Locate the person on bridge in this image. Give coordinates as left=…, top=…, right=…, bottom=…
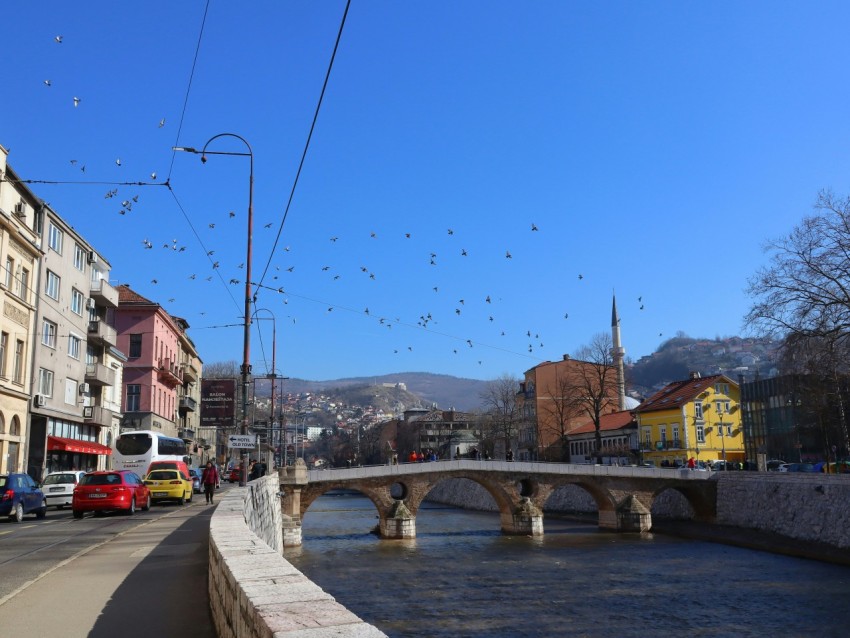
left=202, top=461, right=220, bottom=504
left=687, top=457, right=696, bottom=470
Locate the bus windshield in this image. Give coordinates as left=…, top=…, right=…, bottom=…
left=115, top=433, right=153, bottom=456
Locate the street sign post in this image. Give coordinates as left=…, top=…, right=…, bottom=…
left=227, top=434, right=257, bottom=449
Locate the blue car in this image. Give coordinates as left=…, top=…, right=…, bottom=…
left=0, top=473, right=47, bottom=522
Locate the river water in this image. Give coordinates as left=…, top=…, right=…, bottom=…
left=284, top=493, right=850, bottom=638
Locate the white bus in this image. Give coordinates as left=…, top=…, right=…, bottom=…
left=113, top=430, right=189, bottom=475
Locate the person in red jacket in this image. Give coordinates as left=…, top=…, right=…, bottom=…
left=201, top=461, right=220, bottom=504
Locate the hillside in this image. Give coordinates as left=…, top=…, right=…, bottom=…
left=280, top=372, right=489, bottom=412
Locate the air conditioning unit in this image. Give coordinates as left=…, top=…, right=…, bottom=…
left=87, top=251, right=98, bottom=264
left=79, top=383, right=90, bottom=394
left=86, top=298, right=96, bottom=310
left=13, top=202, right=25, bottom=218
left=33, top=394, right=46, bottom=408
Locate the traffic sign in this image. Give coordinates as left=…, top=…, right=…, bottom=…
left=227, top=434, right=258, bottom=448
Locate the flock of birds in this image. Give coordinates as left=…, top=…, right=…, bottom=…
left=35, top=34, right=662, bottom=372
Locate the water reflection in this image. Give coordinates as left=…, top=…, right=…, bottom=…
left=285, top=493, right=850, bottom=638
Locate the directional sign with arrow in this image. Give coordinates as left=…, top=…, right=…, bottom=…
left=227, top=434, right=258, bottom=448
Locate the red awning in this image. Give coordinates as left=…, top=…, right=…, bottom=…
left=47, top=436, right=112, bottom=456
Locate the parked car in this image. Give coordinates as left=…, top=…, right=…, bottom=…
left=144, top=469, right=193, bottom=505
left=766, top=459, right=788, bottom=471
left=72, top=470, right=151, bottom=518
left=774, top=463, right=791, bottom=472
left=188, top=469, right=202, bottom=493
left=41, top=470, right=87, bottom=509
left=783, top=462, right=818, bottom=473
left=0, top=473, right=47, bottom=522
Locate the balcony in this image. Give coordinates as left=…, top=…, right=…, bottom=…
left=157, top=357, right=183, bottom=388
left=178, top=428, right=196, bottom=441
left=179, top=395, right=197, bottom=413
left=181, top=361, right=199, bottom=383
left=85, top=362, right=116, bottom=387
left=642, top=439, right=683, bottom=451
left=83, top=405, right=114, bottom=428
left=89, top=278, right=119, bottom=308
left=87, top=320, right=117, bottom=349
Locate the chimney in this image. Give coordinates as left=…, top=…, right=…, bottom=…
left=563, top=354, right=570, bottom=361
left=689, top=371, right=701, bottom=379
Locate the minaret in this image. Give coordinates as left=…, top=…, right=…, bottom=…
left=611, top=295, right=627, bottom=411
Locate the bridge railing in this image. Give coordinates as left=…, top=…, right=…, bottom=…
left=306, top=459, right=716, bottom=482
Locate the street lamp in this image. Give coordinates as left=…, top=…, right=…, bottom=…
left=252, top=307, right=276, bottom=466
left=174, top=133, right=253, bottom=487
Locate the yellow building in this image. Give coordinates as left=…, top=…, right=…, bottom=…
left=634, top=373, right=745, bottom=468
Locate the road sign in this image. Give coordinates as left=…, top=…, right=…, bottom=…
left=227, top=434, right=257, bottom=448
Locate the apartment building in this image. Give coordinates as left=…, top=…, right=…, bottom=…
left=0, top=146, right=42, bottom=475
left=29, top=206, right=120, bottom=478
left=173, top=315, right=204, bottom=467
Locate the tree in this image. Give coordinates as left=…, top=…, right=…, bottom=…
left=479, top=374, right=521, bottom=457
left=537, top=372, right=585, bottom=461
left=570, top=333, right=620, bottom=461
left=746, top=190, right=850, bottom=459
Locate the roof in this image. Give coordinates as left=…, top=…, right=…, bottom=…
left=570, top=410, right=636, bottom=435
left=635, top=374, right=735, bottom=414
left=117, top=284, right=156, bottom=305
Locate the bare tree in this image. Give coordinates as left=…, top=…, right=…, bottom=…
left=479, top=374, right=521, bottom=457
left=571, top=333, right=620, bottom=460
left=746, top=190, right=850, bottom=458
left=537, top=372, right=585, bottom=461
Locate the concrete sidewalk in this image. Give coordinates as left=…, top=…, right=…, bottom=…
left=0, top=501, right=216, bottom=638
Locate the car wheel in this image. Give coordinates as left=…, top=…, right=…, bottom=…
left=127, top=498, right=136, bottom=516
left=36, top=499, right=47, bottom=519
left=178, top=493, right=186, bottom=506
left=142, top=494, right=151, bottom=511
left=187, top=490, right=193, bottom=503
left=73, top=510, right=84, bottom=519
left=10, top=502, right=24, bottom=523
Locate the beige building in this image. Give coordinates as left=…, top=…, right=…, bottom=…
left=0, top=146, right=42, bottom=475
left=29, top=203, right=121, bottom=477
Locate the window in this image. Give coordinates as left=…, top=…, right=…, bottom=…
left=127, top=384, right=141, bottom=412
left=643, top=428, right=651, bottom=447
left=13, top=340, right=24, bottom=383
left=694, top=401, right=703, bottom=419
left=696, top=423, right=706, bottom=444
left=672, top=425, right=680, bottom=447
left=660, top=426, right=667, bottom=443
left=43, top=320, right=59, bottom=348
left=714, top=383, right=729, bottom=396
left=4, top=256, right=13, bottom=289
left=74, top=243, right=86, bottom=270
left=18, top=267, right=29, bottom=301
left=0, top=332, right=6, bottom=378
left=42, top=319, right=57, bottom=348
left=71, top=289, right=84, bottom=315
left=38, top=368, right=54, bottom=396
left=129, top=334, right=142, bottom=358
left=46, top=270, right=60, bottom=300
left=48, top=222, right=64, bottom=254
left=68, top=334, right=81, bottom=359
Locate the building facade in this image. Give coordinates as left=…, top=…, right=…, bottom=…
left=567, top=410, right=638, bottom=464
left=29, top=205, right=120, bottom=477
left=634, top=373, right=745, bottom=467
left=115, top=285, right=183, bottom=438
left=0, top=147, right=42, bottom=475
left=173, top=316, right=204, bottom=467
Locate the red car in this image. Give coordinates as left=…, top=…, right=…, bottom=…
left=72, top=470, right=151, bottom=518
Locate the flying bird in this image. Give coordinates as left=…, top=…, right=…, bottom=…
left=73, top=97, right=80, bottom=107
left=115, top=158, right=121, bottom=166
left=43, top=80, right=51, bottom=87
left=578, top=274, right=584, bottom=280
left=150, top=172, right=157, bottom=180
left=229, top=211, right=236, bottom=218
left=447, top=229, right=454, bottom=235
left=330, top=237, right=338, bottom=242
left=151, top=279, right=158, bottom=284
left=208, top=223, right=215, bottom=229
left=531, top=223, right=538, bottom=231
left=461, top=249, right=467, bottom=256
left=55, top=35, right=63, bottom=43
left=264, top=223, right=273, bottom=229
left=505, top=251, right=512, bottom=259
left=158, top=118, right=166, bottom=128
left=485, top=296, right=491, bottom=303
left=405, top=233, right=411, bottom=238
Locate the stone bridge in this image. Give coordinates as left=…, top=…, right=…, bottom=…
left=278, top=459, right=717, bottom=546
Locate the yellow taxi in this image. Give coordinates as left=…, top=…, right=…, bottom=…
left=143, top=469, right=193, bottom=505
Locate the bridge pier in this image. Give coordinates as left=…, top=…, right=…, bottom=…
left=379, top=499, right=416, bottom=539
left=599, top=494, right=652, bottom=532
left=279, top=459, right=309, bottom=547
left=502, top=497, right=543, bottom=536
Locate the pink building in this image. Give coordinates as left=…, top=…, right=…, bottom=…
left=115, top=285, right=183, bottom=435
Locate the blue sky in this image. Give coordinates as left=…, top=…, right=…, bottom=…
left=3, top=2, right=850, bottom=382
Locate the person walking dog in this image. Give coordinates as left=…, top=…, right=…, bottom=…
left=202, top=461, right=220, bottom=504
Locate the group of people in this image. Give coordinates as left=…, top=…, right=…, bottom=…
left=407, top=449, right=439, bottom=463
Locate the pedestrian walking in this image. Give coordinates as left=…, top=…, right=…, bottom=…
left=202, top=461, right=219, bottom=504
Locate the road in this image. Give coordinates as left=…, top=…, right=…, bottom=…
left=0, top=489, right=220, bottom=637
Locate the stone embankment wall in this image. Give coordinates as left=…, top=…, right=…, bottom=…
left=208, top=475, right=387, bottom=638
left=426, top=472, right=850, bottom=549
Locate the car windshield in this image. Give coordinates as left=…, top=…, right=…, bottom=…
left=43, top=473, right=79, bottom=485
left=80, top=473, right=121, bottom=486
left=148, top=470, right=178, bottom=480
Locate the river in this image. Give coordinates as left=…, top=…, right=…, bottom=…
left=283, top=492, right=850, bottom=637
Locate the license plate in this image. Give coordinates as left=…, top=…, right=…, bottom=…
left=89, top=493, right=107, bottom=498
left=154, top=492, right=168, bottom=497
left=50, top=487, right=65, bottom=492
